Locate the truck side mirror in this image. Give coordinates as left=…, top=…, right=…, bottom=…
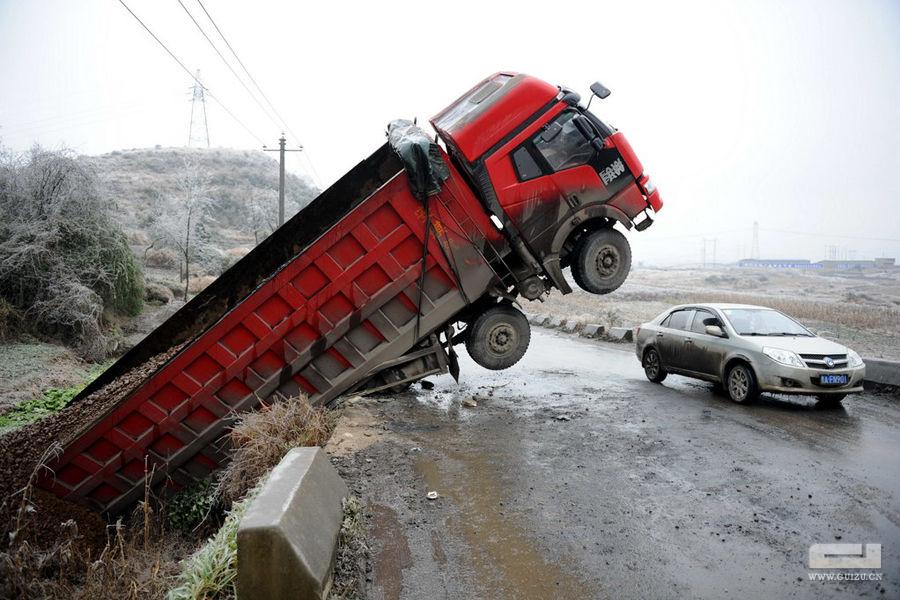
left=590, top=82, right=611, bottom=99
left=573, top=115, right=596, bottom=140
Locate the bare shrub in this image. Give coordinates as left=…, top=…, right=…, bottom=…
left=187, top=275, right=217, bottom=294
left=0, top=147, right=144, bottom=358
left=0, top=297, right=24, bottom=341
left=216, top=396, right=335, bottom=502
left=144, top=247, right=178, bottom=269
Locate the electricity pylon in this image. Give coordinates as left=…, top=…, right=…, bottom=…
left=188, top=70, right=209, bottom=148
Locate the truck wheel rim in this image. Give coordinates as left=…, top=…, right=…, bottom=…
left=645, top=351, right=659, bottom=377
left=488, top=323, right=517, bottom=355
left=594, top=245, right=619, bottom=278
left=729, top=368, right=749, bottom=400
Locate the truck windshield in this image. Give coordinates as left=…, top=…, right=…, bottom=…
left=534, top=111, right=594, bottom=171
left=722, top=309, right=813, bottom=337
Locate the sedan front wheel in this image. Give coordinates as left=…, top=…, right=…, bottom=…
left=726, top=363, right=758, bottom=404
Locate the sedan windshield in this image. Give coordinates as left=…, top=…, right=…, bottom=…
left=721, top=308, right=812, bottom=337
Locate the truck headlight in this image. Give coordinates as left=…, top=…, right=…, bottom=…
left=847, top=349, right=864, bottom=368
left=762, top=347, right=805, bottom=368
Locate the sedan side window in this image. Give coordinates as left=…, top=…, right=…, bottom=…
left=666, top=310, right=693, bottom=331
left=533, top=111, right=594, bottom=172
left=690, top=310, right=719, bottom=334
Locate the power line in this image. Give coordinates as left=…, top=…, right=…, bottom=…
left=192, top=0, right=323, bottom=186
left=176, top=0, right=282, bottom=132
left=115, top=0, right=264, bottom=145
left=193, top=0, right=296, bottom=141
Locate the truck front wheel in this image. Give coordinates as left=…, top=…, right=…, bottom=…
left=465, top=305, right=531, bottom=370
left=571, top=228, right=632, bottom=294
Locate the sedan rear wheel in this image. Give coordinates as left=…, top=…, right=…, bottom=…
left=726, top=363, right=758, bottom=404
left=643, top=347, right=667, bottom=383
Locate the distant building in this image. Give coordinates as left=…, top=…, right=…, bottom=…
left=737, top=257, right=897, bottom=270
left=737, top=259, right=820, bottom=269
left=818, top=260, right=876, bottom=270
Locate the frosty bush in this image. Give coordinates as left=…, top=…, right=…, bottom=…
left=0, top=147, right=144, bottom=358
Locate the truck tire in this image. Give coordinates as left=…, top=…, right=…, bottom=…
left=571, top=228, right=631, bottom=294
left=465, top=305, right=531, bottom=370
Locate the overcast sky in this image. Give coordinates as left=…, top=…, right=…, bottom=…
left=1, top=0, right=898, bottom=265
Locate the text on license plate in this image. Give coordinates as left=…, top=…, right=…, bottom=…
left=820, top=374, right=848, bottom=385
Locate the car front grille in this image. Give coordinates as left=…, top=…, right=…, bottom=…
left=799, top=353, right=848, bottom=369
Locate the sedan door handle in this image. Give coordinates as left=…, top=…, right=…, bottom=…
left=657, top=332, right=664, bottom=337
left=684, top=339, right=693, bottom=345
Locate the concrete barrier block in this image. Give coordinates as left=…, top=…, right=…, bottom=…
left=547, top=316, right=564, bottom=329
left=237, top=447, right=349, bottom=600
left=607, top=327, right=633, bottom=342
left=528, top=313, right=549, bottom=326
left=563, top=320, right=579, bottom=333
left=581, top=324, right=605, bottom=338
left=863, top=358, right=900, bottom=389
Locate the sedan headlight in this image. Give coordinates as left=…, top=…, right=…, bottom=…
left=847, top=349, right=864, bottom=368
left=762, top=347, right=806, bottom=368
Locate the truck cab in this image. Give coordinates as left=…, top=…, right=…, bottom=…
left=431, top=72, right=663, bottom=298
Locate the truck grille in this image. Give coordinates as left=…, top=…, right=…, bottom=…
left=799, top=353, right=848, bottom=369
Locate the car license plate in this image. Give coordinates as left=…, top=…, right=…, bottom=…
left=820, top=374, right=848, bottom=385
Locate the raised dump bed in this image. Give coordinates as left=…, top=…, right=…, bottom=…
left=39, top=139, right=508, bottom=514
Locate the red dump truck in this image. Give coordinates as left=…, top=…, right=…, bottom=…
left=39, top=73, right=663, bottom=514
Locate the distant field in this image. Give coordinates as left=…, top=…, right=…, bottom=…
left=527, top=267, right=900, bottom=361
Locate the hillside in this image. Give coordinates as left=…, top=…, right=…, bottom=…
left=87, top=146, right=317, bottom=246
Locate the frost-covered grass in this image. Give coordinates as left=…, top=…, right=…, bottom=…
left=166, top=490, right=256, bottom=600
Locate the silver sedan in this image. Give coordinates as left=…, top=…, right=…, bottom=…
left=634, top=303, right=865, bottom=406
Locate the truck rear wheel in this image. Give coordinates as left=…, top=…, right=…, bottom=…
left=571, top=228, right=631, bottom=294
left=465, top=305, right=530, bottom=370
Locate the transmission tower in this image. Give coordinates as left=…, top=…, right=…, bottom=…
left=188, top=70, right=210, bottom=148
left=751, top=221, right=760, bottom=259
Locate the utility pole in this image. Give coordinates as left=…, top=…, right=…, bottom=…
left=263, top=133, right=303, bottom=227
left=751, top=221, right=760, bottom=260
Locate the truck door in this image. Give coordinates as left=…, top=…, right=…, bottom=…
left=484, top=110, right=620, bottom=252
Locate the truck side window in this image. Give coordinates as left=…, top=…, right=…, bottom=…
left=533, top=112, right=594, bottom=172
left=512, top=147, right=543, bottom=181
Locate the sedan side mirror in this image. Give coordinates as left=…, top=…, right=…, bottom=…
left=705, top=325, right=727, bottom=338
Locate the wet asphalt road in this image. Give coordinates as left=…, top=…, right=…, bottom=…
left=332, top=328, right=899, bottom=600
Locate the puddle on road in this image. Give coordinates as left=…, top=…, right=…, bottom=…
left=371, top=504, right=413, bottom=600
left=415, top=451, right=595, bottom=600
